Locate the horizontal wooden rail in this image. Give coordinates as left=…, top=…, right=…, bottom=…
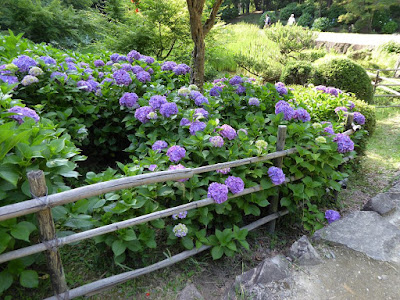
left=43, top=209, right=289, bottom=300
left=374, top=95, right=400, bottom=97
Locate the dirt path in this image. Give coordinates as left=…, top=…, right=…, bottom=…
left=316, top=32, right=400, bottom=47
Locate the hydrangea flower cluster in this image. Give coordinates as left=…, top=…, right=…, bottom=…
left=139, top=55, right=155, bottom=64
left=119, top=92, right=138, bottom=108
left=93, top=60, right=105, bottom=67
left=209, top=86, right=223, bottom=97
left=160, top=102, right=178, bottom=117
left=225, top=176, right=245, bottom=194
left=325, top=210, right=341, bottom=224
left=21, top=75, right=39, bottom=86
left=315, top=136, right=327, bottom=143
left=29, top=67, right=43, bottom=76
left=12, top=55, right=37, bottom=72
left=180, top=118, right=191, bottom=126
left=235, top=85, right=246, bottom=95
left=50, top=72, right=68, bottom=82
left=168, top=164, right=189, bottom=182
left=8, top=106, right=40, bottom=124
left=132, top=65, right=144, bottom=74
left=173, top=223, right=188, bottom=237
left=194, top=96, right=209, bottom=106
left=189, top=121, right=206, bottom=135
left=219, top=124, right=237, bottom=140
left=148, top=164, right=157, bottom=171
left=353, top=112, right=365, bottom=125
left=229, top=75, right=243, bottom=85
left=152, top=140, right=168, bottom=152
left=127, top=50, right=141, bottom=61
left=40, top=56, right=56, bottom=65
left=194, top=108, right=209, bottom=119
left=172, top=64, right=189, bottom=75
left=334, top=106, right=348, bottom=114
left=275, top=82, right=288, bottom=95
left=0, top=75, right=19, bottom=85
left=166, top=145, right=186, bottom=163
left=347, top=101, right=355, bottom=110
left=136, top=71, right=151, bottom=83
left=275, top=101, right=294, bottom=121
left=210, top=136, right=224, bottom=147
left=315, top=85, right=342, bottom=97
left=248, top=97, right=260, bottom=106
left=333, top=133, right=354, bottom=153
left=293, top=108, right=311, bottom=122
left=268, top=167, right=286, bottom=185
left=149, top=95, right=167, bottom=109
left=113, top=69, right=132, bottom=86
left=161, top=61, right=177, bottom=71
left=207, top=182, right=229, bottom=204
left=216, top=168, right=230, bottom=174
left=172, top=211, right=188, bottom=220
left=255, top=140, right=268, bottom=150
left=134, top=106, right=153, bottom=123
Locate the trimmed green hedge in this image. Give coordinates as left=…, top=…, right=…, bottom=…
left=280, top=61, right=313, bottom=85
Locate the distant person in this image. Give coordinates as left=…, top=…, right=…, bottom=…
left=287, top=14, right=296, bottom=26
left=264, top=14, right=272, bottom=29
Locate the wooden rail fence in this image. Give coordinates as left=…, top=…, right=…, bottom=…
left=367, top=68, right=400, bottom=107
left=0, top=116, right=358, bottom=300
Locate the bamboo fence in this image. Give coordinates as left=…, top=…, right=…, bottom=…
left=368, top=69, right=400, bottom=104
left=0, top=118, right=358, bottom=299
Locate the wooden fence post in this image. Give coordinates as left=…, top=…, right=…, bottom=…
left=345, top=113, right=354, bottom=131
left=373, top=70, right=380, bottom=95
left=266, top=125, right=287, bottom=233
left=27, top=171, right=68, bottom=297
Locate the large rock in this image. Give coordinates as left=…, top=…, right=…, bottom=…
left=224, top=255, right=292, bottom=300
left=314, top=211, right=400, bottom=262
left=289, top=235, right=322, bottom=266
left=362, top=193, right=398, bottom=215
left=178, top=283, right=204, bottom=300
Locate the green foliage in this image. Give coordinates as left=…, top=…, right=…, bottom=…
left=0, top=31, right=30, bottom=64
left=311, top=17, right=331, bottom=31
left=259, top=11, right=278, bottom=28
left=297, top=12, right=313, bottom=28
left=379, top=41, right=400, bottom=54
left=265, top=23, right=316, bottom=59
left=382, top=21, right=399, bottom=34
left=280, top=3, right=302, bottom=22
left=280, top=61, right=312, bottom=85
left=297, top=49, right=327, bottom=62
left=312, top=57, right=374, bottom=103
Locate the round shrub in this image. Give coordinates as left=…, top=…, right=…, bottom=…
left=297, top=12, right=314, bottom=28
left=382, top=21, right=399, bottom=34
left=312, top=17, right=331, bottom=31
left=298, top=49, right=327, bottom=62
left=312, top=57, right=373, bottom=103
left=280, top=61, right=313, bottom=85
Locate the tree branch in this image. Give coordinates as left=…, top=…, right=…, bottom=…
left=203, top=0, right=223, bottom=36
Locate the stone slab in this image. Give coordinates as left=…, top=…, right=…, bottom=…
left=314, top=211, right=400, bottom=262
left=362, top=193, right=398, bottom=215
left=178, top=283, right=204, bottom=300
left=289, top=235, right=322, bottom=266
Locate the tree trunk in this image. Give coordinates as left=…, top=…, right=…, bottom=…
left=394, top=54, right=400, bottom=78
left=191, top=33, right=206, bottom=88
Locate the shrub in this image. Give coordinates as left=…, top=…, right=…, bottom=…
left=220, top=6, right=239, bottom=21
left=312, top=17, right=331, bottom=31
left=382, top=21, right=399, bottom=34
left=258, top=11, right=278, bottom=28
left=379, top=41, right=400, bottom=54
left=298, top=49, right=327, bottom=62
left=280, top=61, right=313, bottom=85
left=297, top=12, right=314, bottom=28
left=312, top=57, right=374, bottom=103
left=280, top=3, right=303, bottom=22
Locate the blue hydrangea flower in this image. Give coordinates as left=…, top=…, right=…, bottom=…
left=225, top=176, right=245, bottom=194
left=136, top=71, right=151, bottom=83
left=326, top=87, right=339, bottom=97
left=166, top=145, right=186, bottom=163
left=190, top=91, right=202, bottom=100
left=127, top=50, right=141, bottom=61
left=64, top=57, right=75, bottom=63
left=117, top=55, right=128, bottom=62
left=149, top=95, right=167, bottom=110
left=333, top=133, right=354, bottom=153
left=236, top=85, right=246, bottom=94
left=353, top=112, right=365, bottom=125
left=12, top=55, right=37, bottom=72
left=119, top=92, right=139, bottom=108
left=94, top=60, right=105, bottom=67
left=315, top=85, right=327, bottom=93
left=219, top=124, right=237, bottom=140
left=229, top=75, right=243, bottom=85
left=134, top=106, right=153, bottom=123
left=172, top=211, right=188, bottom=219
left=173, top=223, right=188, bottom=237
left=139, top=55, right=155, bottom=64
left=248, top=97, right=260, bottom=106
left=325, top=210, right=340, bottom=224
left=148, top=164, right=157, bottom=171
left=168, top=164, right=189, bottom=182
left=39, top=56, right=56, bottom=65
left=347, top=101, right=355, bottom=110
left=275, top=82, right=288, bottom=95
left=131, top=65, right=144, bottom=74
left=189, top=121, right=206, bottom=135
left=0, top=75, right=19, bottom=85
left=209, top=86, right=223, bottom=96
left=334, top=106, right=348, bottom=114
left=216, top=168, right=230, bottom=174
left=180, top=118, right=191, bottom=126
left=50, top=72, right=68, bottom=82
left=207, top=182, right=229, bottom=204
left=275, top=101, right=294, bottom=120
left=113, top=69, right=132, bottom=86
left=194, top=96, right=209, bottom=106
left=160, top=102, right=178, bottom=117
left=293, top=108, right=311, bottom=122
left=152, top=140, right=168, bottom=152
left=8, top=106, right=40, bottom=124
left=210, top=136, right=224, bottom=147
left=110, top=53, right=120, bottom=62
left=194, top=108, right=209, bottom=119
left=21, top=75, right=39, bottom=86
left=268, top=167, right=286, bottom=185
left=161, top=61, right=177, bottom=71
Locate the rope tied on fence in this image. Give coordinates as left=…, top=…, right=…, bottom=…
left=55, top=289, right=70, bottom=300
left=42, top=238, right=61, bottom=253
left=30, top=185, right=51, bottom=209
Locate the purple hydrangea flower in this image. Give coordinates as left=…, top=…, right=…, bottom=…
left=106, top=61, right=113, bottom=66
left=315, top=85, right=327, bottom=93
left=347, top=101, right=355, bottom=110
left=12, top=55, right=37, bottom=72
left=161, top=61, right=177, bottom=71
left=98, top=72, right=104, bottom=78
left=65, top=57, right=75, bottom=63
left=50, top=72, right=67, bottom=82
left=333, top=133, right=354, bottom=153
left=268, top=167, right=286, bottom=185
left=152, top=140, right=168, bottom=152
left=8, top=106, right=40, bottom=124
left=166, top=145, right=186, bottom=163
left=213, top=78, right=227, bottom=84
left=180, top=118, right=191, bottom=126
left=146, top=67, right=154, bottom=74
left=172, top=211, right=188, bottom=219
left=149, top=95, right=167, bottom=109
left=119, top=92, right=139, bottom=108
left=353, top=112, right=365, bottom=125
left=216, top=168, right=230, bottom=174
left=131, top=65, right=144, bottom=74
left=79, top=62, right=89, bottom=68
left=60, top=62, right=77, bottom=72
left=194, top=108, right=209, bottom=119
left=110, top=53, right=120, bottom=62
left=173, top=64, right=190, bottom=75
left=293, top=108, right=311, bottom=122
left=87, top=80, right=99, bottom=92
left=334, top=106, right=348, bottom=114
left=238, top=128, right=248, bottom=135
left=229, top=75, right=243, bottom=85
left=134, top=106, right=153, bottom=123
left=39, top=56, right=56, bottom=65
left=160, top=102, right=178, bottom=117
left=173, top=223, right=188, bottom=237
left=209, top=86, right=223, bottom=96
left=325, top=210, right=341, bottom=224
left=236, top=85, right=246, bottom=95
left=275, top=101, right=294, bottom=120
left=94, top=60, right=105, bottom=67
left=136, top=71, right=151, bottom=83
left=127, top=50, right=141, bottom=61
left=120, top=64, right=134, bottom=72
left=139, top=55, right=155, bottom=64
left=207, top=182, right=229, bottom=204
left=0, top=75, right=19, bottom=85
left=190, top=91, right=202, bottom=100
left=225, top=176, right=245, bottom=194
left=275, top=82, right=288, bottom=95
left=117, top=55, right=128, bottom=62
left=210, top=136, right=224, bottom=147
left=194, top=96, right=209, bottom=106
left=84, top=68, right=94, bottom=74
left=219, top=124, right=237, bottom=140
left=189, top=121, right=206, bottom=135
left=21, top=75, right=39, bottom=86
left=326, top=87, right=339, bottom=97
left=324, top=125, right=335, bottom=135
left=248, top=97, right=260, bottom=106
left=148, top=164, right=157, bottom=171
left=168, top=164, right=189, bottom=182
left=101, top=78, right=114, bottom=85
left=113, top=69, right=132, bottom=86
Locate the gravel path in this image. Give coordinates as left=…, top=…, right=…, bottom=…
left=316, top=32, right=400, bottom=47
